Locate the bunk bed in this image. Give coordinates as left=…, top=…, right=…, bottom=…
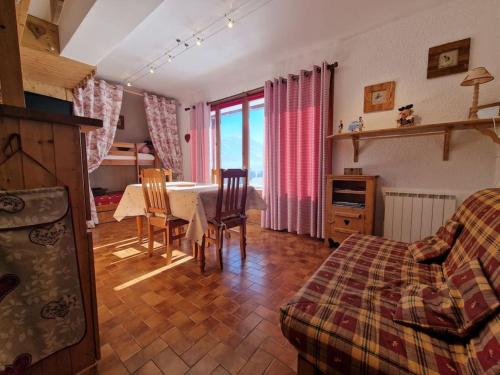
left=95, top=141, right=158, bottom=223
left=100, top=141, right=157, bottom=168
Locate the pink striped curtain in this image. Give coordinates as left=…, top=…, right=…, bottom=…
left=73, top=78, right=123, bottom=226
left=263, top=62, right=331, bottom=238
left=143, top=93, right=183, bottom=178
left=190, top=102, right=210, bottom=183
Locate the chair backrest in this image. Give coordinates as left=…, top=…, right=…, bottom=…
left=215, top=169, right=248, bottom=222
left=211, top=168, right=219, bottom=184
left=139, top=168, right=173, bottom=183
left=163, top=168, right=173, bottom=182
left=141, top=168, right=172, bottom=216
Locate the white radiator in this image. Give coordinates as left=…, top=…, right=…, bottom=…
left=383, top=189, right=457, bottom=242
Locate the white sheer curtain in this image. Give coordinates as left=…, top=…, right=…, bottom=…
left=190, top=102, right=211, bottom=183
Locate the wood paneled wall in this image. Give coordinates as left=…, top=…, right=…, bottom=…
left=0, top=111, right=100, bottom=374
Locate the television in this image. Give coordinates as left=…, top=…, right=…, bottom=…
left=24, top=91, right=73, bottom=116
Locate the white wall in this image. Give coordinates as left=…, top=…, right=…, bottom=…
left=330, top=0, right=500, bottom=234
left=178, top=0, right=500, bottom=234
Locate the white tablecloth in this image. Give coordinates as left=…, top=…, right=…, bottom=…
left=114, top=182, right=266, bottom=244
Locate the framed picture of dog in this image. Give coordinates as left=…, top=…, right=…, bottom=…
left=427, top=38, right=470, bottom=79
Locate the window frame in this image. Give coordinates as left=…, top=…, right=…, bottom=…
left=211, top=90, right=264, bottom=172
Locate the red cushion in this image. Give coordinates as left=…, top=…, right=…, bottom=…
left=436, top=220, right=463, bottom=247
left=393, top=283, right=459, bottom=336
left=447, top=259, right=499, bottom=335
left=394, top=259, right=499, bottom=338
left=408, top=220, right=462, bottom=263
left=94, top=192, right=123, bottom=206
left=409, top=237, right=450, bottom=263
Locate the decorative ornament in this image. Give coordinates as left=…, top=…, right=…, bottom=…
left=338, top=120, right=344, bottom=134
left=348, top=117, right=364, bottom=132
left=397, top=104, right=415, bottom=127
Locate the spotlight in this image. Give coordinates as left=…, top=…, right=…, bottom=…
left=126, top=82, right=132, bottom=87
left=168, top=55, right=173, bottom=62
left=227, top=18, right=234, bottom=28
left=196, top=37, right=202, bottom=46
left=149, top=67, right=155, bottom=74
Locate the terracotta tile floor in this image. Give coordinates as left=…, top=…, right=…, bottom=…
left=92, top=219, right=331, bottom=374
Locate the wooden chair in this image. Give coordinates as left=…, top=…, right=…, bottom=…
left=204, top=168, right=248, bottom=270
left=141, top=168, right=188, bottom=263
left=136, top=168, right=174, bottom=243
left=163, top=168, right=173, bottom=182
left=210, top=168, right=232, bottom=239
left=138, top=167, right=173, bottom=183
left=211, top=168, right=219, bottom=184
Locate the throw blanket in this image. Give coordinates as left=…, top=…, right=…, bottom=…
left=0, top=187, right=86, bottom=372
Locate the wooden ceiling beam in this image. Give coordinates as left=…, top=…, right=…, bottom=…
left=23, top=15, right=60, bottom=54
left=0, top=0, right=25, bottom=107
left=20, top=15, right=95, bottom=91
left=15, top=0, right=31, bottom=41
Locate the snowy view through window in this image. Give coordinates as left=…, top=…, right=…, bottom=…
left=211, top=98, right=264, bottom=187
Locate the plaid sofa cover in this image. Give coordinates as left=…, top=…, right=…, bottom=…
left=280, top=188, right=499, bottom=374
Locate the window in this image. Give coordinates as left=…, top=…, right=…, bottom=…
left=210, top=91, right=265, bottom=187
left=220, top=103, right=243, bottom=168
left=248, top=98, right=264, bottom=187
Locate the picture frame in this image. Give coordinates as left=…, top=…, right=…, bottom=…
left=470, top=102, right=500, bottom=119
left=427, top=38, right=470, bottom=79
left=117, top=115, right=125, bottom=129
left=363, top=81, right=395, bottom=113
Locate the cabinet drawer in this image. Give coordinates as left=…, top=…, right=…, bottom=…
left=333, top=212, right=364, bottom=232
left=331, top=227, right=359, bottom=243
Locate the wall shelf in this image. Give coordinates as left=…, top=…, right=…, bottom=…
left=327, top=118, right=500, bottom=162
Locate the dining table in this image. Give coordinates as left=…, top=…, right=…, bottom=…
left=113, top=182, right=267, bottom=269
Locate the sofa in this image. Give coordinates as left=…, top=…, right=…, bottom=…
left=280, top=188, right=499, bottom=374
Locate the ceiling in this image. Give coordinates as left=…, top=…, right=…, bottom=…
left=29, top=0, right=453, bottom=101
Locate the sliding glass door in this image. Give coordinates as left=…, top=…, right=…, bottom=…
left=210, top=92, right=264, bottom=186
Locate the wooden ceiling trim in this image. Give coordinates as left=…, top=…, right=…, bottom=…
left=0, top=0, right=25, bottom=107
left=18, top=15, right=95, bottom=90
left=21, top=46, right=96, bottom=89
left=15, top=0, right=31, bottom=41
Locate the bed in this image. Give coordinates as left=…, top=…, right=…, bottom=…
left=94, top=192, right=124, bottom=224
left=100, top=142, right=158, bottom=167
left=280, top=188, right=500, bottom=374
left=94, top=141, right=158, bottom=223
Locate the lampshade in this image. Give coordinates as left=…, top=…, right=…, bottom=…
left=461, top=67, right=494, bottom=86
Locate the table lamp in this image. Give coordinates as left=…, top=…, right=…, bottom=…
left=461, top=67, right=494, bottom=119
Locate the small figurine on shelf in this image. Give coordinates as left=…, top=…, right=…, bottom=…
left=338, top=120, right=344, bottom=133
left=397, top=104, right=415, bottom=127
left=348, top=116, right=364, bottom=132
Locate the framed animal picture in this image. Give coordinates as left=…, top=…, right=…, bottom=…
left=427, top=38, right=470, bottom=79
left=363, top=81, right=395, bottom=113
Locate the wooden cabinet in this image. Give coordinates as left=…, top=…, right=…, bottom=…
left=0, top=104, right=102, bottom=374
left=324, top=175, right=377, bottom=246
